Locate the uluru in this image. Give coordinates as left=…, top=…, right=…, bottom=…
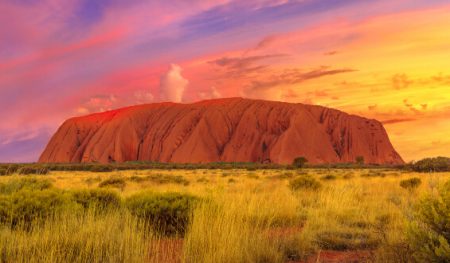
left=39, top=98, right=404, bottom=165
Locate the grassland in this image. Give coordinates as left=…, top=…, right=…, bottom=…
left=0, top=168, right=449, bottom=262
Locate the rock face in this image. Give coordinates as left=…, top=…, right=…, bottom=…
left=39, top=98, right=404, bottom=164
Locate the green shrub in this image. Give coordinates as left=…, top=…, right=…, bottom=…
left=400, top=177, right=421, bottom=190
left=72, top=189, right=122, bottom=210
left=17, top=166, right=49, bottom=175
left=0, top=164, right=19, bottom=176
left=289, top=176, right=321, bottom=191
left=0, top=178, right=53, bottom=195
left=89, top=165, right=114, bottom=172
left=408, top=181, right=450, bottom=261
left=126, top=192, right=198, bottom=235
left=0, top=189, right=74, bottom=229
left=411, top=157, right=450, bottom=172
left=292, top=157, right=308, bottom=168
left=98, top=177, right=126, bottom=191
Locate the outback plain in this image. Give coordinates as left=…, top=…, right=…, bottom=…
left=1, top=162, right=449, bottom=263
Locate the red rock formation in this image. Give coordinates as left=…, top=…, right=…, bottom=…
left=39, top=98, right=404, bottom=164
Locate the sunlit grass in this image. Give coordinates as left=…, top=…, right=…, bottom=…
left=0, top=168, right=449, bottom=262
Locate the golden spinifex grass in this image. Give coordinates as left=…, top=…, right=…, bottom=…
left=0, top=168, right=449, bottom=262
left=0, top=210, right=152, bottom=263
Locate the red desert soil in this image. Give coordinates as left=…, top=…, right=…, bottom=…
left=299, top=250, right=374, bottom=263
left=39, top=97, right=403, bottom=165
left=148, top=238, right=183, bottom=263
left=150, top=230, right=374, bottom=263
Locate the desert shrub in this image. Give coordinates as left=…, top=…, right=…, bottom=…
left=0, top=189, right=74, bottom=229
left=400, top=177, right=421, bottom=190
left=407, top=181, right=450, bottom=262
left=196, top=177, right=209, bottom=183
left=72, top=189, right=122, bottom=210
left=98, top=176, right=126, bottom=191
left=146, top=174, right=190, bottom=186
left=321, top=174, right=337, bottom=180
left=356, top=156, right=365, bottom=165
left=411, top=156, right=450, bottom=172
left=292, top=157, right=308, bottom=168
left=0, top=168, right=9, bottom=176
left=0, top=178, right=53, bottom=195
left=17, top=166, right=49, bottom=175
left=88, top=164, right=114, bottom=172
left=361, top=170, right=385, bottom=177
left=289, top=176, right=321, bottom=191
left=272, top=172, right=295, bottom=180
left=0, top=164, right=20, bottom=176
left=128, top=175, right=145, bottom=182
left=126, top=192, right=198, bottom=235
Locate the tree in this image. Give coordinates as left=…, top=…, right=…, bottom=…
left=356, top=156, right=364, bottom=165
left=292, top=157, right=308, bottom=168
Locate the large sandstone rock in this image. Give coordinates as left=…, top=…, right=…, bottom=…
left=39, top=98, right=404, bottom=164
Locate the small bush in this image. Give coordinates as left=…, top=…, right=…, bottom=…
left=228, top=178, right=236, bottom=183
left=196, top=177, right=209, bottom=183
left=321, top=174, right=337, bottom=180
left=361, top=170, right=385, bottom=177
left=98, top=176, right=126, bottom=191
left=411, top=156, right=450, bottom=172
left=126, top=192, right=198, bottom=235
left=292, top=157, right=308, bottom=168
left=408, top=181, right=450, bottom=261
left=128, top=175, right=146, bottom=183
left=0, top=189, right=74, bottom=229
left=289, top=176, right=321, bottom=191
left=0, top=164, right=19, bottom=175
left=17, top=166, right=49, bottom=175
left=272, top=172, right=294, bottom=180
left=0, top=178, right=53, bottom=195
left=72, top=189, right=122, bottom=210
left=355, top=156, right=365, bottom=165
left=399, top=177, right=421, bottom=190
left=146, top=174, right=190, bottom=186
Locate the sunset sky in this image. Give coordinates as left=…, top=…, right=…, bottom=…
left=1, top=0, right=449, bottom=162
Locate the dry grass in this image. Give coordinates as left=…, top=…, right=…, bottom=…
left=0, top=169, right=449, bottom=262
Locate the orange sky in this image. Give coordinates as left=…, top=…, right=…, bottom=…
left=179, top=6, right=450, bottom=161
